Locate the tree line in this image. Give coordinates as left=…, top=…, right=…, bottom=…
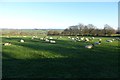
left=47, top=23, right=119, bottom=36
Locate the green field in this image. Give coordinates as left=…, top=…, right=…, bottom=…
left=2, top=36, right=119, bottom=78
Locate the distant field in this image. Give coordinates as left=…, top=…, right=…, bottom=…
left=1, top=29, right=63, bottom=37
left=2, top=36, right=119, bottom=78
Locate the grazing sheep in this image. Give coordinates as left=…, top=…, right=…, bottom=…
left=106, top=40, right=112, bottom=42
left=35, top=36, right=38, bottom=38
left=31, top=36, right=34, bottom=39
left=45, top=39, right=49, bottom=42
left=112, top=39, right=115, bottom=41
left=68, top=36, right=71, bottom=39
left=85, top=44, right=94, bottom=49
left=76, top=37, right=79, bottom=39
left=94, top=41, right=101, bottom=45
left=60, top=36, right=62, bottom=38
left=92, top=37, right=94, bottom=39
left=23, top=36, right=26, bottom=37
left=40, top=38, right=44, bottom=40
left=33, top=36, right=38, bottom=38
left=85, top=38, right=89, bottom=42
left=3, top=42, right=11, bottom=46
left=98, top=39, right=102, bottom=41
left=50, top=40, right=56, bottom=44
left=115, top=37, right=120, bottom=41
left=72, top=38, right=75, bottom=40
left=80, top=37, right=84, bottom=41
left=49, top=37, right=53, bottom=39
left=20, top=39, right=24, bottom=42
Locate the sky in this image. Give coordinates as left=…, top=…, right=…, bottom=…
left=0, top=2, right=118, bottom=29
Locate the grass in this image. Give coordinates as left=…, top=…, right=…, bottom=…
left=2, top=36, right=119, bottom=78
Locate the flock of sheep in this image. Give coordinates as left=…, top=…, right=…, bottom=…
left=3, top=36, right=119, bottom=49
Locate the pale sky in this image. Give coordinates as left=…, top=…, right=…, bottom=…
left=0, top=2, right=118, bottom=29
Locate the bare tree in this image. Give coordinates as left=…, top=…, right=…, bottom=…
left=103, top=24, right=115, bottom=36
left=78, top=23, right=85, bottom=36
left=69, top=25, right=79, bottom=36
left=87, top=24, right=96, bottom=35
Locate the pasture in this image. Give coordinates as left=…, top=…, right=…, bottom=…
left=2, top=36, right=119, bottom=78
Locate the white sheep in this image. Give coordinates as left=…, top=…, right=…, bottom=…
left=68, top=36, right=71, bottom=39
left=31, top=37, right=34, bottom=39
left=85, top=44, right=94, bottom=49
left=23, top=36, right=26, bottom=37
left=94, top=41, right=101, bottom=45
left=45, top=39, right=49, bottom=42
left=50, top=40, right=56, bottom=44
left=98, top=38, right=102, bottom=41
left=60, top=36, right=62, bottom=38
left=49, top=37, right=53, bottom=39
left=40, top=38, right=44, bottom=40
left=85, top=38, right=89, bottom=42
left=92, top=37, right=94, bottom=39
left=106, top=40, right=112, bottom=42
left=3, top=42, right=11, bottom=46
left=112, top=39, right=115, bottom=41
left=76, top=37, right=79, bottom=39
left=35, top=36, right=38, bottom=38
left=20, top=39, right=24, bottom=42
left=72, top=38, right=75, bottom=40
left=80, top=37, right=84, bottom=41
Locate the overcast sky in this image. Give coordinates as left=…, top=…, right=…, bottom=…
left=0, top=2, right=118, bottom=29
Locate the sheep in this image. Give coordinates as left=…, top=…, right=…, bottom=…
left=98, top=38, right=102, bottom=41
left=92, top=37, right=94, bottom=39
left=33, top=36, right=38, bottom=38
left=23, top=36, right=26, bottom=37
left=60, top=36, right=62, bottom=38
left=31, top=37, right=34, bottom=39
left=115, top=37, right=120, bottom=41
left=85, top=44, right=94, bottom=49
left=50, top=40, right=56, bottom=44
left=106, top=40, right=112, bottom=42
left=20, top=39, right=24, bottom=42
left=80, top=37, right=84, bottom=41
left=3, top=42, right=11, bottom=46
left=68, top=36, right=71, bottom=39
left=72, top=38, right=75, bottom=40
left=76, top=37, right=79, bottom=39
left=35, top=36, right=38, bottom=38
left=94, top=41, right=101, bottom=45
left=85, top=38, right=89, bottom=42
left=49, top=37, right=53, bottom=40
left=40, top=38, right=44, bottom=40
left=112, top=39, right=115, bottom=41
left=45, top=39, right=49, bottom=43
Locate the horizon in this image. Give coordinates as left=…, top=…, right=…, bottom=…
left=0, top=2, right=118, bottom=30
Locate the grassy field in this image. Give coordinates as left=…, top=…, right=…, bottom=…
left=2, top=36, right=119, bottom=78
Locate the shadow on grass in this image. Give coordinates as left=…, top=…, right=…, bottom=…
left=3, top=51, right=119, bottom=78
left=3, top=57, right=118, bottom=78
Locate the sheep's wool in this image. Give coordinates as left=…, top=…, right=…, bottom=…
left=20, top=40, right=24, bottom=42
left=85, top=45, right=93, bottom=49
